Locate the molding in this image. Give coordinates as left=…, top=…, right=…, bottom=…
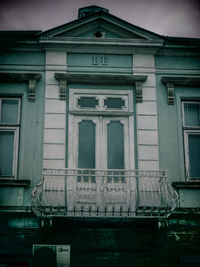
left=135, top=81, right=143, bottom=103
left=0, top=73, right=42, bottom=101
left=0, top=178, right=31, bottom=187
left=55, top=73, right=147, bottom=102
left=161, top=76, right=200, bottom=105
left=59, top=79, right=67, bottom=100
left=0, top=206, right=33, bottom=213
left=172, top=181, right=200, bottom=189
left=166, top=82, right=175, bottom=105
left=39, top=37, right=163, bottom=47
left=28, top=79, right=37, bottom=101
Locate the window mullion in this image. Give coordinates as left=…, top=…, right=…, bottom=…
left=99, top=116, right=104, bottom=169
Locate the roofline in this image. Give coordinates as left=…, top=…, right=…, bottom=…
left=0, top=30, right=41, bottom=34
left=41, top=10, right=164, bottom=40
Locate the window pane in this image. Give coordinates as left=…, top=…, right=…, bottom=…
left=78, top=97, right=98, bottom=108
left=184, top=103, right=200, bottom=126
left=104, top=98, right=125, bottom=109
left=0, top=131, right=14, bottom=176
left=1, top=99, right=19, bottom=123
left=188, top=134, right=200, bottom=178
left=107, top=121, right=124, bottom=169
left=78, top=120, right=95, bottom=168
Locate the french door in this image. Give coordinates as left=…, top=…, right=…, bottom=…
left=68, top=115, right=131, bottom=170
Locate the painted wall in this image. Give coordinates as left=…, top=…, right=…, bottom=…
left=156, top=55, right=200, bottom=207
left=0, top=50, right=45, bottom=206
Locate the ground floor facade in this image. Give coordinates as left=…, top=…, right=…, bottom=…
left=0, top=209, right=200, bottom=267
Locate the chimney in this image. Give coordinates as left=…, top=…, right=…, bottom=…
left=78, top=5, right=109, bottom=19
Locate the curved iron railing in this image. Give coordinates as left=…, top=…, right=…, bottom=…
left=31, top=168, right=178, bottom=218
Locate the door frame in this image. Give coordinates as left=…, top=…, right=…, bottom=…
left=68, top=88, right=135, bottom=170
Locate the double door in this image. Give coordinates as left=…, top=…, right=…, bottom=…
left=69, top=115, right=131, bottom=170
left=67, top=114, right=135, bottom=212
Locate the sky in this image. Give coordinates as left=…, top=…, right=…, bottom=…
left=0, top=0, right=200, bottom=38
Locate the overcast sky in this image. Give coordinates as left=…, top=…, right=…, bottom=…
left=0, top=0, right=200, bottom=38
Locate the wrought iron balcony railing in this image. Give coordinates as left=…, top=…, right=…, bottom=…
left=31, top=169, right=178, bottom=218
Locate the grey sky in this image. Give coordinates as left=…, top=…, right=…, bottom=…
left=0, top=0, right=200, bottom=38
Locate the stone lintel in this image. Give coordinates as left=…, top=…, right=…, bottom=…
left=55, top=73, right=147, bottom=101
left=172, top=181, right=200, bottom=189
left=162, top=76, right=200, bottom=105
left=0, top=73, right=42, bottom=101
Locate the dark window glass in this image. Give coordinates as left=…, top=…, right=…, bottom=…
left=78, top=120, right=95, bottom=168
left=1, top=99, right=19, bottom=124
left=104, top=98, right=125, bottom=109
left=188, top=134, right=200, bottom=178
left=0, top=131, right=14, bottom=176
left=78, top=97, right=98, bottom=108
left=184, top=103, right=200, bottom=126
left=107, top=121, right=124, bottom=169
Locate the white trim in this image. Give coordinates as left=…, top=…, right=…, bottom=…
left=69, top=89, right=133, bottom=113
left=182, top=101, right=200, bottom=128
left=0, top=98, right=20, bottom=178
left=182, top=100, right=200, bottom=180
left=68, top=89, right=134, bottom=170
left=184, top=130, right=200, bottom=180
left=0, top=127, right=19, bottom=177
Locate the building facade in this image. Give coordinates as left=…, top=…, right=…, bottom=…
left=0, top=6, right=200, bottom=266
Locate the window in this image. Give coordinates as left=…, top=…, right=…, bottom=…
left=182, top=101, right=200, bottom=179
left=68, top=89, right=134, bottom=170
left=0, top=98, right=20, bottom=178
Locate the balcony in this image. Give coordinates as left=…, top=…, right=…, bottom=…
left=31, top=169, right=178, bottom=219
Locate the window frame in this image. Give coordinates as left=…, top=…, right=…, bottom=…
left=0, top=97, right=21, bottom=178
left=182, top=101, right=200, bottom=180
left=68, top=89, right=134, bottom=170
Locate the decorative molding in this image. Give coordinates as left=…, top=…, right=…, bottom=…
left=0, top=178, right=31, bottom=187
left=135, top=81, right=143, bottom=103
left=55, top=73, right=147, bottom=102
left=59, top=79, right=67, bottom=100
left=28, top=79, right=37, bottom=101
left=166, top=82, right=175, bottom=105
left=162, top=76, right=200, bottom=105
left=172, top=181, right=200, bottom=189
left=0, top=73, right=42, bottom=101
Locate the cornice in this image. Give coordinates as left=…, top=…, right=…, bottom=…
left=161, top=76, right=200, bottom=105
left=55, top=73, right=147, bottom=102
left=0, top=72, right=42, bottom=101
left=0, top=178, right=30, bottom=187
left=40, top=37, right=163, bottom=44
left=172, top=181, right=200, bottom=189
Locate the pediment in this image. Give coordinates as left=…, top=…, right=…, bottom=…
left=42, top=11, right=163, bottom=41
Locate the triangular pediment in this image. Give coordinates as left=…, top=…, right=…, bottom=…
left=42, top=11, right=163, bottom=41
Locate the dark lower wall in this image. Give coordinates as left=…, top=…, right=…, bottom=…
left=0, top=212, right=200, bottom=267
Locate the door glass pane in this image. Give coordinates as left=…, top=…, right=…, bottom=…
left=78, top=120, right=95, bottom=168
left=188, top=134, right=200, bottom=178
left=0, top=131, right=14, bottom=176
left=104, top=98, right=125, bottom=109
left=1, top=99, right=19, bottom=124
left=78, top=97, right=98, bottom=108
left=184, top=103, right=200, bottom=126
left=107, top=121, right=124, bottom=169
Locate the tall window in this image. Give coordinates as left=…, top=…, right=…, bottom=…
left=0, top=98, right=20, bottom=178
left=182, top=101, right=200, bottom=179
left=68, top=89, right=134, bottom=170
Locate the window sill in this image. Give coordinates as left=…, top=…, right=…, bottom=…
left=0, top=178, right=30, bottom=187
left=172, top=181, right=200, bottom=189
